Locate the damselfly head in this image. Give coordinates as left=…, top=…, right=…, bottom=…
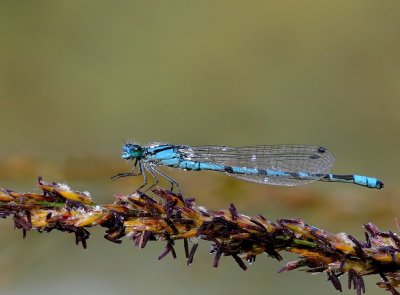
left=122, top=144, right=144, bottom=160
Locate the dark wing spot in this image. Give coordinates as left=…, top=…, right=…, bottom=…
left=317, top=147, right=326, bottom=153
left=309, top=154, right=320, bottom=159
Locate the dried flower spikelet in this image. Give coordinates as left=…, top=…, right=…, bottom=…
left=30, top=209, right=53, bottom=228
left=125, top=218, right=168, bottom=234
left=339, top=259, right=375, bottom=275
left=3, top=190, right=23, bottom=199
left=330, top=232, right=358, bottom=254
left=0, top=190, right=15, bottom=202
left=377, top=273, right=400, bottom=291
left=54, top=188, right=94, bottom=205
left=288, top=248, right=333, bottom=264
left=127, top=194, right=165, bottom=214
left=102, top=204, right=130, bottom=213
left=367, top=250, right=400, bottom=264
left=73, top=211, right=109, bottom=227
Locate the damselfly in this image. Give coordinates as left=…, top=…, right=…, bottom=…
left=111, top=143, right=384, bottom=191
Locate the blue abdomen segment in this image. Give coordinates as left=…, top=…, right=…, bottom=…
left=176, top=161, right=226, bottom=171
left=323, top=174, right=384, bottom=189
left=353, top=175, right=384, bottom=189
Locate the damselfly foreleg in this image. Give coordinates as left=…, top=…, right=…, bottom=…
left=111, top=159, right=142, bottom=180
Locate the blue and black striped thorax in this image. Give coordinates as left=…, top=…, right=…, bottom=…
left=137, top=143, right=187, bottom=166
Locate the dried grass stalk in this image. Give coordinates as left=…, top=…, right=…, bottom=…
left=0, top=177, right=399, bottom=295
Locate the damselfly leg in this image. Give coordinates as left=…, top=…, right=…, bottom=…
left=112, top=158, right=180, bottom=193
left=136, top=163, right=152, bottom=192
left=152, top=167, right=181, bottom=193
left=138, top=165, right=181, bottom=194
left=111, top=159, right=142, bottom=180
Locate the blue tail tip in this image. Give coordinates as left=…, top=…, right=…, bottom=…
left=376, top=180, right=384, bottom=189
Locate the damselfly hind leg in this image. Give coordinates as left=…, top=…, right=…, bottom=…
left=143, top=167, right=160, bottom=192
left=153, top=167, right=181, bottom=194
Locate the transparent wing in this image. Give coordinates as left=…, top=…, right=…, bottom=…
left=178, top=145, right=335, bottom=186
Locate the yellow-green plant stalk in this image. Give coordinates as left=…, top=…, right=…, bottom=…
left=0, top=177, right=399, bottom=295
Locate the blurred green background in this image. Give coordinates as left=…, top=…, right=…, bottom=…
left=1, top=1, right=400, bottom=295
